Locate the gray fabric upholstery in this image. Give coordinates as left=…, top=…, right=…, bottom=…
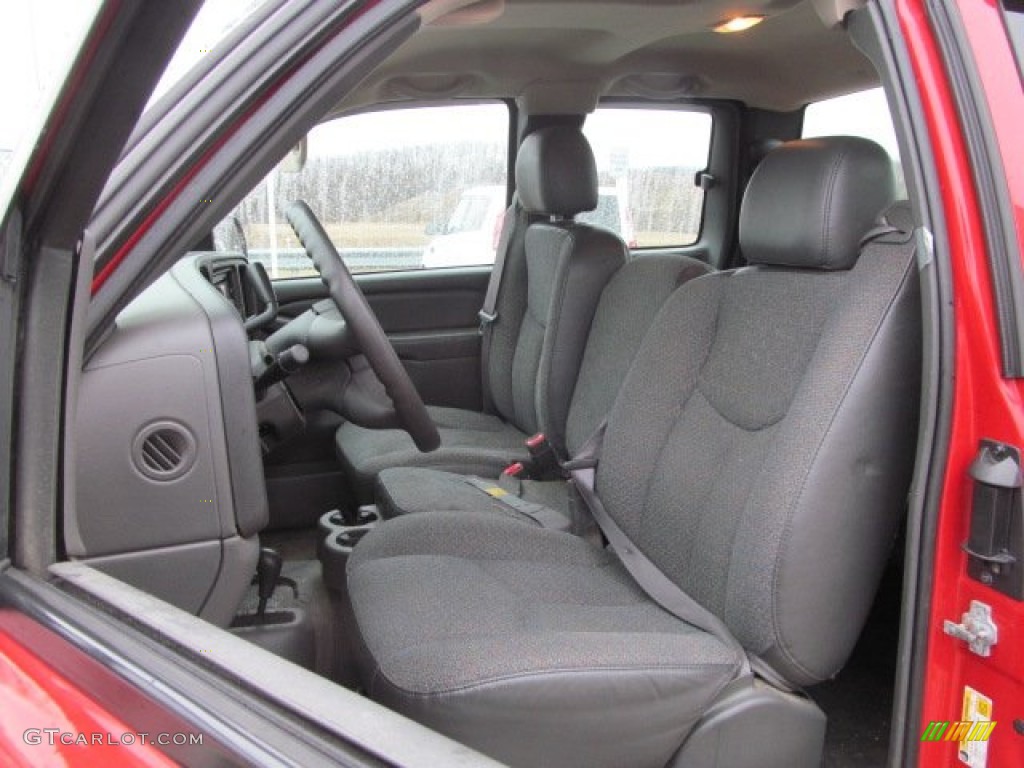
left=565, top=254, right=711, bottom=454
left=484, top=204, right=534, bottom=423
left=337, top=406, right=529, bottom=499
left=348, top=141, right=921, bottom=765
left=376, top=466, right=571, bottom=523
left=533, top=223, right=628, bottom=453
left=516, top=126, right=599, bottom=217
left=348, top=511, right=741, bottom=768
left=740, top=137, right=894, bottom=270
left=596, top=238, right=919, bottom=686
left=375, top=253, right=711, bottom=517
left=337, top=127, right=621, bottom=498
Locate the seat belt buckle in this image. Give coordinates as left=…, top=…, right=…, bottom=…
left=503, top=461, right=525, bottom=478
left=525, top=432, right=547, bottom=453
left=499, top=462, right=525, bottom=494
left=524, top=432, right=563, bottom=480
left=478, top=309, right=498, bottom=333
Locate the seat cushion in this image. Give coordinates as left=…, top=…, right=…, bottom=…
left=347, top=512, right=742, bottom=768
left=375, top=466, right=571, bottom=523
left=336, top=406, right=529, bottom=500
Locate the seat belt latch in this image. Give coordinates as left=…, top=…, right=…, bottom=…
left=478, top=309, right=498, bottom=333
left=503, top=461, right=525, bottom=478
left=524, top=432, right=563, bottom=480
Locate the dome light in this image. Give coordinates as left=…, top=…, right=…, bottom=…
left=713, top=15, right=765, bottom=34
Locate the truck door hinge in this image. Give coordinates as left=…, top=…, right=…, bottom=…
left=943, top=600, right=998, bottom=657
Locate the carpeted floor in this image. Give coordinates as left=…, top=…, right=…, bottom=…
left=812, top=554, right=903, bottom=767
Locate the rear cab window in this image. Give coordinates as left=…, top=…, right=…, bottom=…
left=802, top=87, right=906, bottom=198
left=583, top=107, right=713, bottom=249
left=216, top=103, right=716, bottom=276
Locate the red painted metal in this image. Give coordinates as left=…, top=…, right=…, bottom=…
left=0, top=625, right=176, bottom=768
left=898, top=0, right=1024, bottom=764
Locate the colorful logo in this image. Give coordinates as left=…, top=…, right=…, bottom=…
left=920, top=721, right=996, bottom=742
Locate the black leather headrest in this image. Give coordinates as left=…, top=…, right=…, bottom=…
left=740, top=137, right=895, bottom=270
left=515, top=126, right=598, bottom=217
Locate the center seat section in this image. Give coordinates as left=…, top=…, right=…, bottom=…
left=374, top=251, right=712, bottom=524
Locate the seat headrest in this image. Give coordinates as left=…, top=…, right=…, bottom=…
left=515, top=126, right=598, bottom=217
left=740, top=137, right=895, bottom=270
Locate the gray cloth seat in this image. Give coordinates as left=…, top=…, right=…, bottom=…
left=347, top=137, right=921, bottom=767
left=375, top=253, right=712, bottom=521
left=347, top=511, right=742, bottom=768
left=337, top=125, right=627, bottom=499
left=338, top=406, right=529, bottom=495
left=375, top=465, right=574, bottom=522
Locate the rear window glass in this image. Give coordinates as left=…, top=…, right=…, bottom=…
left=583, top=108, right=713, bottom=248
left=803, top=88, right=907, bottom=198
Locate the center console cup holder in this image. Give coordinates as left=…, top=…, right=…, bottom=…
left=318, top=505, right=383, bottom=589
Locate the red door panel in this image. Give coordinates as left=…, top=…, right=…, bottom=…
left=900, top=0, right=1024, bottom=764
left=0, top=623, right=176, bottom=768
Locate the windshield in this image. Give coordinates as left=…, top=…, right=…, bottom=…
left=0, top=0, right=102, bottom=194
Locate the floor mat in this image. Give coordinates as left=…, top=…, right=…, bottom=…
left=812, top=557, right=903, bottom=767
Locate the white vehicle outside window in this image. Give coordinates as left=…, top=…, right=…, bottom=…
left=421, top=184, right=635, bottom=268
left=215, top=103, right=510, bottom=276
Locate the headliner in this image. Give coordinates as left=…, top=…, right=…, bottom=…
left=335, top=0, right=879, bottom=116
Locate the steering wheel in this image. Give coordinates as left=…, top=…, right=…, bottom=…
left=285, top=200, right=440, bottom=452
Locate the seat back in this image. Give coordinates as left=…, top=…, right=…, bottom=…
left=595, top=137, right=920, bottom=686
left=487, top=126, right=627, bottom=452
left=563, top=253, right=710, bottom=456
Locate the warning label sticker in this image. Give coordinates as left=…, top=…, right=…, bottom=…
left=959, top=686, right=993, bottom=768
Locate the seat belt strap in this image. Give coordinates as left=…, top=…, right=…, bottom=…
left=479, top=200, right=521, bottom=414
left=569, top=465, right=743, bottom=653
left=562, top=418, right=608, bottom=471
left=463, top=476, right=568, bottom=529
left=568, top=432, right=792, bottom=691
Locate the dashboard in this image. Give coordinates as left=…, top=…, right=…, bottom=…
left=70, top=253, right=269, bottom=624
left=199, top=256, right=277, bottom=330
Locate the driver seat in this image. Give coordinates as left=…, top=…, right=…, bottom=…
left=344, top=137, right=921, bottom=767
left=336, top=126, right=627, bottom=499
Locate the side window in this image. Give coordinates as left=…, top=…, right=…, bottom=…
left=214, top=103, right=510, bottom=277
left=582, top=108, right=713, bottom=248
left=802, top=87, right=907, bottom=198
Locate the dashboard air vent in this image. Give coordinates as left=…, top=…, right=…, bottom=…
left=133, top=422, right=196, bottom=481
